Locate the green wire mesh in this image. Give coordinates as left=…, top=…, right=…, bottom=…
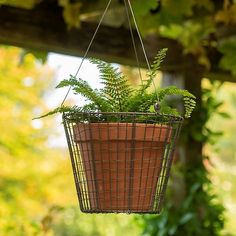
left=63, top=112, right=183, bottom=214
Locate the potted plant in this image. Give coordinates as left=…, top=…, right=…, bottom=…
left=38, top=48, right=196, bottom=213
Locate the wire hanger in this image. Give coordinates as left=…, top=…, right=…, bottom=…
left=60, top=0, right=157, bottom=106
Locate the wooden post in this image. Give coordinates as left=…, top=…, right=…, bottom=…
left=161, top=69, right=203, bottom=205
left=184, top=67, right=203, bottom=168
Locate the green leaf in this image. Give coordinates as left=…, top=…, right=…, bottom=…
left=57, top=75, right=112, bottom=112
left=20, top=49, right=48, bottom=64
left=147, top=48, right=168, bottom=80
left=218, top=112, right=231, bottom=119
left=159, top=24, right=183, bottom=40
left=132, top=0, right=158, bottom=16
left=0, top=0, right=38, bottom=9
left=190, top=182, right=201, bottom=194
left=89, top=58, right=132, bottom=112
left=163, top=0, right=195, bottom=17
left=193, top=0, right=214, bottom=11
left=218, top=36, right=236, bottom=76
left=168, top=225, right=178, bottom=235
left=179, top=213, right=195, bottom=224
left=33, top=105, right=79, bottom=119
left=157, top=86, right=196, bottom=118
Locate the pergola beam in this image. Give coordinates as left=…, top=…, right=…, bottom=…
left=0, top=2, right=202, bottom=71
left=0, top=2, right=235, bottom=83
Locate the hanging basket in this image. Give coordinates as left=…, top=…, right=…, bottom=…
left=63, top=111, right=183, bottom=214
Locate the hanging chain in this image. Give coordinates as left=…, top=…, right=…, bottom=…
left=60, top=0, right=113, bottom=106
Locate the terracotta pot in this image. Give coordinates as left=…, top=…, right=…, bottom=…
left=73, top=122, right=172, bottom=212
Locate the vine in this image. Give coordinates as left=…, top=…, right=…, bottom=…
left=135, top=80, right=227, bottom=236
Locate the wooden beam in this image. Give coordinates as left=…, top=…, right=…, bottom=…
left=184, top=66, right=203, bottom=167
left=0, top=2, right=235, bottom=83
left=0, top=3, right=195, bottom=72
left=205, top=72, right=236, bottom=83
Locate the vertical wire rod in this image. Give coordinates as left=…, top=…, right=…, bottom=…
left=60, top=0, right=113, bottom=106
left=127, top=0, right=151, bottom=71
left=127, top=0, right=160, bottom=101
left=124, top=0, right=143, bottom=85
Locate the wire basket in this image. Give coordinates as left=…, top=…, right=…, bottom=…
left=63, top=111, right=183, bottom=214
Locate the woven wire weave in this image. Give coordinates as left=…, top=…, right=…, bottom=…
left=63, top=112, right=183, bottom=214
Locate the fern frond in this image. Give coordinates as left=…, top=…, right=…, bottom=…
left=159, top=100, right=179, bottom=117
left=126, top=49, right=167, bottom=113
left=90, top=58, right=132, bottom=112
left=157, top=86, right=196, bottom=118
left=57, top=75, right=112, bottom=112
left=33, top=105, right=78, bottom=119
left=135, top=48, right=167, bottom=101
left=148, top=48, right=168, bottom=79
left=39, top=51, right=196, bottom=120
left=126, top=92, right=156, bottom=112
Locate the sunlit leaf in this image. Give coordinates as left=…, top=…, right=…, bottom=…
left=218, top=37, right=236, bottom=76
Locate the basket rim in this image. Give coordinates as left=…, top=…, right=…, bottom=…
left=62, top=111, right=183, bottom=214
left=62, top=111, right=184, bottom=122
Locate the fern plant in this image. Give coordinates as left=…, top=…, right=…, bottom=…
left=38, top=48, right=196, bottom=120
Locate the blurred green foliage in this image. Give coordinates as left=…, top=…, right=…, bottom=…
left=204, top=81, right=236, bottom=235
left=0, top=45, right=235, bottom=236
left=0, top=46, right=140, bottom=236
left=42, top=206, right=139, bottom=236
left=135, top=80, right=227, bottom=236
left=218, top=37, right=236, bottom=76
left=0, top=46, right=72, bottom=235
left=136, top=165, right=225, bottom=236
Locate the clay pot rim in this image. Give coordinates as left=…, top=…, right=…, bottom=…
left=74, top=122, right=172, bottom=143
left=77, top=122, right=171, bottom=128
